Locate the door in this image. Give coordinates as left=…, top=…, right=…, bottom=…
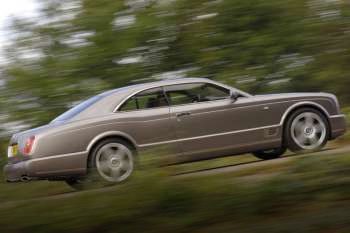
left=117, top=87, right=180, bottom=157
left=164, top=82, right=276, bottom=159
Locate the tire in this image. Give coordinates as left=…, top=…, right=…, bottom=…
left=284, top=108, right=330, bottom=153
left=66, top=138, right=135, bottom=190
left=253, top=147, right=287, bottom=160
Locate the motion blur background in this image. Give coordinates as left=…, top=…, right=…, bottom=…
left=0, top=0, right=350, bottom=232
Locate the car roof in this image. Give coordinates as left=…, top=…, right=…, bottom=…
left=55, top=78, right=251, bottom=122
left=104, top=77, right=215, bottom=96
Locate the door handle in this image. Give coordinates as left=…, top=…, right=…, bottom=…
left=176, top=112, right=191, bottom=117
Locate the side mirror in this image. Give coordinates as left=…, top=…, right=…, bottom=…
left=230, top=92, right=240, bottom=102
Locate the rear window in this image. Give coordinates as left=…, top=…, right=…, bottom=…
left=52, top=95, right=103, bottom=123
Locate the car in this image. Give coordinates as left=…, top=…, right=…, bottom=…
left=4, top=78, right=347, bottom=188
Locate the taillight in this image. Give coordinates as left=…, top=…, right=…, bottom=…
left=23, top=136, right=35, bottom=155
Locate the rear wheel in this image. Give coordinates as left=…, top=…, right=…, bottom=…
left=66, top=138, right=135, bottom=190
left=285, top=108, right=329, bottom=153
left=253, top=147, right=287, bottom=160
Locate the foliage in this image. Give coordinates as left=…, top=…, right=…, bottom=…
left=0, top=2, right=350, bottom=232
left=1, top=152, right=350, bottom=232
left=0, top=0, right=350, bottom=132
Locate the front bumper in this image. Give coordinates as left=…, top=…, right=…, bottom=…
left=329, top=114, right=347, bottom=140
left=4, top=151, right=88, bottom=182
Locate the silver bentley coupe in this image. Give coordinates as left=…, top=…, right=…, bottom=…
left=4, top=78, right=347, bottom=188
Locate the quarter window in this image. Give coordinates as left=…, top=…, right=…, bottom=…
left=119, top=87, right=168, bottom=111
left=164, top=83, right=230, bottom=106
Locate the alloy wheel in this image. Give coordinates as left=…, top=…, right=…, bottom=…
left=290, top=112, right=327, bottom=150
left=95, top=143, right=134, bottom=182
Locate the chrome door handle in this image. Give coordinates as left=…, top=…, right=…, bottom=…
left=176, top=112, right=191, bottom=117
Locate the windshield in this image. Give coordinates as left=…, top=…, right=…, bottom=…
left=52, top=95, right=104, bottom=123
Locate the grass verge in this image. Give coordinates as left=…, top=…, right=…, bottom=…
left=0, top=150, right=350, bottom=233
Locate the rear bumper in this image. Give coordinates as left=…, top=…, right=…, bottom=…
left=4, top=161, right=29, bottom=182
left=4, top=151, right=88, bottom=182
left=330, top=114, right=347, bottom=140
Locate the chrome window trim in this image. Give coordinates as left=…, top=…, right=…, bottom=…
left=116, top=87, right=169, bottom=113
left=113, top=81, right=248, bottom=113
left=163, top=82, right=232, bottom=107
left=166, top=98, right=232, bottom=109
left=117, top=105, right=170, bottom=114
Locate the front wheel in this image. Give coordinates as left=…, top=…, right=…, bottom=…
left=285, top=108, right=329, bottom=153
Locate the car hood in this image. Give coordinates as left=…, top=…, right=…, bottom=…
left=245, top=92, right=336, bottom=103
left=254, top=92, right=336, bottom=100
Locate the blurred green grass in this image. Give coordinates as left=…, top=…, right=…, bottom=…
left=0, top=150, right=350, bottom=233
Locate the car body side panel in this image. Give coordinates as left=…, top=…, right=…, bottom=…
left=169, top=99, right=279, bottom=157
left=24, top=96, right=339, bottom=158
left=32, top=107, right=180, bottom=158
left=167, top=96, right=337, bottom=159
left=168, top=127, right=282, bottom=164
left=26, top=152, right=88, bottom=177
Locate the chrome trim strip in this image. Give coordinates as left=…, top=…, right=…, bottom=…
left=139, top=124, right=281, bottom=148
left=31, top=151, right=88, bottom=162
left=329, top=114, right=346, bottom=119
left=36, top=168, right=86, bottom=175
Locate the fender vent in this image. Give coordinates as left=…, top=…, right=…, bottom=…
left=265, top=128, right=279, bottom=137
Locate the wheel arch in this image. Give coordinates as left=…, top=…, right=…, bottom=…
left=86, top=131, right=138, bottom=155
left=280, top=101, right=332, bottom=139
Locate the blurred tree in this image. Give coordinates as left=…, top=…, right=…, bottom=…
left=0, top=0, right=349, bottom=133
left=1, top=0, right=161, bottom=128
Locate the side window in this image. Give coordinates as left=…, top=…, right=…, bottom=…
left=166, top=91, right=194, bottom=106
left=119, top=97, right=138, bottom=111
left=119, top=87, right=168, bottom=111
left=165, top=83, right=230, bottom=106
